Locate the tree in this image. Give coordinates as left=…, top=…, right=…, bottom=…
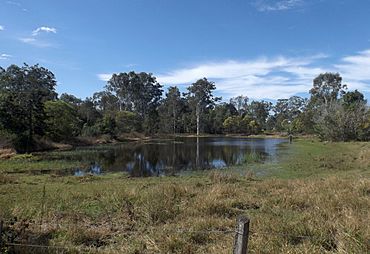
left=99, top=114, right=116, bottom=136
left=310, top=73, right=347, bottom=107
left=106, top=71, right=162, bottom=114
left=92, top=91, right=120, bottom=113
left=158, top=87, right=184, bottom=134
left=44, top=100, right=81, bottom=141
left=186, top=78, right=219, bottom=136
left=106, top=72, right=163, bottom=132
left=78, top=98, right=101, bottom=126
left=246, top=100, right=272, bottom=131
left=115, top=111, right=141, bottom=133
left=0, top=64, right=57, bottom=152
left=207, top=103, right=237, bottom=134
left=230, top=95, right=248, bottom=116
left=342, top=90, right=366, bottom=109
left=223, top=115, right=249, bottom=134
left=60, top=93, right=82, bottom=106
left=273, top=96, right=307, bottom=132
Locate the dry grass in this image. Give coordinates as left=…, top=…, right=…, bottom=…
left=0, top=140, right=369, bottom=253
left=0, top=148, right=16, bottom=159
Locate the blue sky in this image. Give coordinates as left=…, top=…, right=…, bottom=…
left=1, top=0, right=370, bottom=101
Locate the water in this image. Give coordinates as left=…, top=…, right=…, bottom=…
left=62, top=137, right=287, bottom=177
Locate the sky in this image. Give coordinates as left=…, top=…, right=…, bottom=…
left=0, top=0, right=370, bottom=101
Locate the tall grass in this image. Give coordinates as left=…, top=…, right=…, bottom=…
left=0, top=140, right=369, bottom=253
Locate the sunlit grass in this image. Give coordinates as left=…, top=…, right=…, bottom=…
left=0, top=139, right=369, bottom=253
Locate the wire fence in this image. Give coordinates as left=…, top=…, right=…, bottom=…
left=1, top=217, right=369, bottom=253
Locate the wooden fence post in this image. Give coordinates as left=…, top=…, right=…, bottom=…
left=0, top=219, right=3, bottom=249
left=233, top=215, right=250, bottom=254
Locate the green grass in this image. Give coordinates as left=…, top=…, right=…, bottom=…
left=0, top=145, right=116, bottom=173
left=250, top=138, right=370, bottom=179
left=0, top=139, right=369, bottom=253
left=0, top=159, right=86, bottom=173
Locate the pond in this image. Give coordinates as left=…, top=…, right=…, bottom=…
left=54, top=137, right=287, bottom=177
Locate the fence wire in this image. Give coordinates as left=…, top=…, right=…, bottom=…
left=1, top=219, right=369, bottom=252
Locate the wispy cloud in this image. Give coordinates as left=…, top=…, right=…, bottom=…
left=0, top=53, right=12, bottom=60
left=19, top=26, right=57, bottom=48
left=157, top=54, right=329, bottom=99
left=32, top=26, right=57, bottom=36
left=0, top=25, right=4, bottom=31
left=97, top=73, right=113, bottom=82
left=335, top=49, right=370, bottom=92
left=19, top=37, right=54, bottom=48
left=97, top=64, right=138, bottom=81
left=254, top=0, right=304, bottom=12
left=5, top=1, right=28, bottom=11
left=97, top=50, right=370, bottom=100
left=6, top=1, right=21, bottom=7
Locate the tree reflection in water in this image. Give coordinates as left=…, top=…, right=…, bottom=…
left=69, top=137, right=286, bottom=176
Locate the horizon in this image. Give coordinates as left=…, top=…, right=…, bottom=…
left=1, top=0, right=370, bottom=101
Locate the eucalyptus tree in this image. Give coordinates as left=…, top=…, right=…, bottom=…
left=78, top=97, right=101, bottom=126
left=310, top=72, right=347, bottom=107
left=44, top=100, right=81, bottom=141
left=273, top=96, right=307, bottom=131
left=185, top=78, right=219, bottom=136
left=309, top=73, right=369, bottom=141
left=207, top=102, right=238, bottom=133
left=106, top=72, right=162, bottom=114
left=246, top=100, right=272, bottom=131
left=60, top=93, right=82, bottom=106
left=106, top=71, right=163, bottom=133
left=158, top=86, right=184, bottom=134
left=92, top=91, right=120, bottom=113
left=0, top=64, right=57, bottom=152
left=230, top=95, right=249, bottom=116
left=342, top=90, right=366, bottom=109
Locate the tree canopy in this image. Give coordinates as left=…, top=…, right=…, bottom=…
left=0, top=64, right=368, bottom=153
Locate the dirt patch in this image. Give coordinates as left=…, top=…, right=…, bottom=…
left=0, top=148, right=17, bottom=159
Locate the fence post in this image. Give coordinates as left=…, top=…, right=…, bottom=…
left=0, top=219, right=3, bottom=249
left=40, top=184, right=46, bottom=231
left=233, top=215, right=250, bottom=254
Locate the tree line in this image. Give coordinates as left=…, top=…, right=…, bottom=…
left=0, top=64, right=369, bottom=152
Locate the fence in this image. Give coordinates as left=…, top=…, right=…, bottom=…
left=0, top=215, right=332, bottom=254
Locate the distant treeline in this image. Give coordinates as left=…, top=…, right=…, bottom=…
left=0, top=64, right=369, bottom=152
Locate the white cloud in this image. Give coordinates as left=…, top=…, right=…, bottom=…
left=97, top=73, right=113, bottom=82
left=157, top=55, right=328, bottom=100
left=255, top=0, right=304, bottom=12
left=19, top=26, right=57, bottom=47
left=335, top=49, right=370, bottom=92
left=20, top=37, right=36, bottom=43
left=32, top=26, right=57, bottom=36
left=97, top=49, right=370, bottom=100
left=5, top=1, right=27, bottom=11
left=0, top=25, right=4, bottom=31
left=0, top=54, right=12, bottom=60
left=19, top=37, right=53, bottom=48
left=6, top=1, right=21, bottom=7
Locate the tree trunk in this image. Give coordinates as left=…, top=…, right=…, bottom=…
left=196, top=104, right=200, bottom=136
left=28, top=106, right=33, bottom=153
left=173, top=106, right=176, bottom=135
left=196, top=136, right=199, bottom=167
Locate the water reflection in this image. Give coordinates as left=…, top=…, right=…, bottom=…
left=74, top=164, right=102, bottom=176
left=68, top=137, right=286, bottom=177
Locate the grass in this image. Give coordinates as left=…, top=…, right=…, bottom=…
left=0, top=154, right=86, bottom=174
left=0, top=139, right=369, bottom=253
left=0, top=145, right=117, bottom=173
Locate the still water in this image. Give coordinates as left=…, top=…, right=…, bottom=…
left=66, top=137, right=287, bottom=177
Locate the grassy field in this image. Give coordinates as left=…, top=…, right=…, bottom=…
left=0, top=139, right=369, bottom=253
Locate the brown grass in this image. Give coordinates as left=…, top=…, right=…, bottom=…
left=0, top=140, right=369, bottom=253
